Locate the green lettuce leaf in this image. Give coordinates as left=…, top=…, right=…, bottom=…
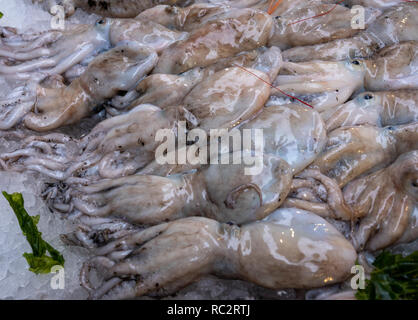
left=2, top=191, right=65, bottom=274
left=356, top=251, right=418, bottom=300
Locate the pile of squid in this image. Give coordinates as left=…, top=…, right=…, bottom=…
left=0, top=0, right=417, bottom=300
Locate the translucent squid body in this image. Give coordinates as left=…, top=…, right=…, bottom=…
left=53, top=0, right=324, bottom=18
left=0, top=17, right=185, bottom=82
left=0, top=42, right=158, bottom=131
left=69, top=151, right=292, bottom=225
left=78, top=208, right=357, bottom=300
left=152, top=8, right=274, bottom=74
left=273, top=41, right=418, bottom=113
left=283, top=2, right=418, bottom=62
left=47, top=0, right=197, bottom=18
left=286, top=123, right=418, bottom=220
left=310, top=122, right=418, bottom=188
left=344, top=151, right=418, bottom=251
left=270, top=59, right=366, bottom=113
left=140, top=102, right=326, bottom=177
left=54, top=102, right=326, bottom=225
left=0, top=48, right=281, bottom=180
left=324, top=90, right=418, bottom=132
left=267, top=2, right=381, bottom=50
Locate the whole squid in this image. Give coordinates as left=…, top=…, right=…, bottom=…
left=344, top=150, right=418, bottom=251
left=283, top=2, right=418, bottom=62
left=78, top=208, right=357, bottom=300
left=0, top=42, right=158, bottom=131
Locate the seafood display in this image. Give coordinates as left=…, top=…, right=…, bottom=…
left=0, top=0, right=417, bottom=300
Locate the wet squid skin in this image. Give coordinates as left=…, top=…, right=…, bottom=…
left=343, top=0, right=404, bottom=8
left=282, top=169, right=354, bottom=221
left=0, top=23, right=110, bottom=82
left=0, top=104, right=175, bottom=180
left=68, top=151, right=292, bottom=225
left=283, top=2, right=418, bottom=62
left=343, top=150, right=418, bottom=251
left=57, top=0, right=329, bottom=18
left=310, top=122, right=418, bottom=188
left=324, top=90, right=418, bottom=132
left=0, top=13, right=281, bottom=131
left=130, top=46, right=281, bottom=110
left=268, top=2, right=381, bottom=50
left=287, top=122, right=418, bottom=224
left=0, top=54, right=278, bottom=181
left=142, top=2, right=379, bottom=75
left=0, top=43, right=158, bottom=131
left=271, top=59, right=367, bottom=113
left=240, top=104, right=327, bottom=174
left=153, top=8, right=274, bottom=74
left=79, top=208, right=356, bottom=300
left=45, top=0, right=195, bottom=18
left=363, top=41, right=418, bottom=91
left=0, top=16, right=185, bottom=83
left=140, top=103, right=327, bottom=177
left=274, top=42, right=418, bottom=113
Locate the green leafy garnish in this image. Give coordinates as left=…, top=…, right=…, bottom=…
left=356, top=251, right=418, bottom=300
left=2, top=191, right=65, bottom=274
left=0, top=12, right=3, bottom=19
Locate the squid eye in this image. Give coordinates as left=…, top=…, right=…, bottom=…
left=96, top=19, right=106, bottom=25
left=364, top=94, right=373, bottom=100
left=351, top=60, right=360, bottom=65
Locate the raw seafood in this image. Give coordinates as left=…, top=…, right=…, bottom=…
left=0, top=16, right=185, bottom=82
left=344, top=151, right=418, bottom=251
left=0, top=43, right=158, bottom=130
left=1, top=49, right=279, bottom=180
left=283, top=2, right=418, bottom=62
left=325, top=90, right=418, bottom=131
left=79, top=208, right=357, bottom=299
left=153, top=8, right=274, bottom=74
left=68, top=151, right=292, bottom=225
left=271, top=59, right=366, bottom=112
left=310, top=122, right=418, bottom=187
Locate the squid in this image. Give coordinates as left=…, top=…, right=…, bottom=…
left=78, top=208, right=357, bottom=300
left=273, top=41, right=418, bottom=113
left=282, top=169, right=354, bottom=220
left=49, top=0, right=327, bottom=18
left=42, top=102, right=323, bottom=225
left=270, top=58, right=366, bottom=112
left=129, top=46, right=281, bottom=111
left=310, top=122, right=418, bottom=188
left=363, top=41, right=418, bottom=91
left=0, top=105, right=174, bottom=180
left=324, top=90, right=418, bottom=132
left=286, top=123, right=418, bottom=219
left=140, top=103, right=327, bottom=177
left=0, top=48, right=280, bottom=180
left=344, top=150, right=418, bottom=251
left=153, top=8, right=274, bottom=74
left=0, top=42, right=158, bottom=131
left=283, top=2, right=418, bottom=62
left=139, top=2, right=379, bottom=51
left=43, top=0, right=196, bottom=18
left=122, top=47, right=283, bottom=115
left=240, top=104, right=327, bottom=174
left=0, top=17, right=185, bottom=82
left=267, top=2, right=380, bottom=50
left=66, top=151, right=292, bottom=225
left=343, top=0, right=404, bottom=9
left=0, top=23, right=109, bottom=82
